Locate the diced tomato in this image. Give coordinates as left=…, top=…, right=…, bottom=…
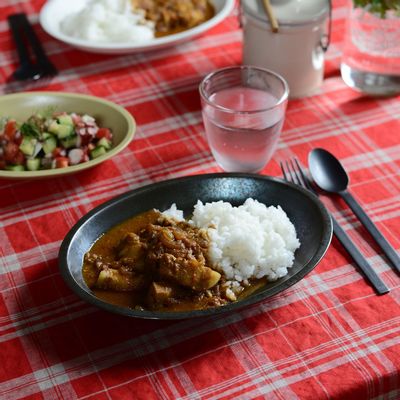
left=14, top=134, right=23, bottom=146
left=4, top=147, right=25, bottom=165
left=4, top=120, right=17, bottom=140
left=96, top=128, right=112, bottom=140
left=55, top=157, right=69, bottom=168
left=52, top=147, right=63, bottom=158
left=13, top=151, right=25, bottom=165
left=80, top=133, right=93, bottom=146
left=4, top=142, right=20, bottom=163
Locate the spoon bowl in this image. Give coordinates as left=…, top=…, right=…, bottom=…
left=309, top=148, right=349, bottom=193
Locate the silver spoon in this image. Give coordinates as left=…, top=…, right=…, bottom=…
left=309, top=148, right=400, bottom=274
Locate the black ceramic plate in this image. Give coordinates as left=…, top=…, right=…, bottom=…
left=59, top=173, right=332, bottom=319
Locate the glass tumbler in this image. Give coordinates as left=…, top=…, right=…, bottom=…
left=341, top=1, right=400, bottom=96
left=199, top=66, right=289, bottom=173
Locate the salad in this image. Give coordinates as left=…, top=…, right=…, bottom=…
left=0, top=111, right=113, bottom=171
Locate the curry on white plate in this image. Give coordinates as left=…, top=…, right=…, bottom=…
left=40, top=0, right=235, bottom=54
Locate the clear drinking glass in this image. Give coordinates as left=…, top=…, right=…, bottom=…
left=341, top=1, right=400, bottom=95
left=199, top=66, right=289, bottom=173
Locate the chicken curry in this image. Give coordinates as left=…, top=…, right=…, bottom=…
left=82, top=210, right=266, bottom=312
left=131, top=0, right=215, bottom=37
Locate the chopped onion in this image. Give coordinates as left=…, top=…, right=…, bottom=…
left=87, top=127, right=98, bottom=135
left=68, top=148, right=84, bottom=165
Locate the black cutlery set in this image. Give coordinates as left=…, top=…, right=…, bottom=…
left=7, top=13, right=57, bottom=82
left=281, top=149, right=399, bottom=295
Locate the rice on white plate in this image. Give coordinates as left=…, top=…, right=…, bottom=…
left=60, top=0, right=155, bottom=43
left=162, top=198, right=300, bottom=284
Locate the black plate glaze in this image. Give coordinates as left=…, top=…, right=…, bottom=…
left=59, top=173, right=332, bottom=319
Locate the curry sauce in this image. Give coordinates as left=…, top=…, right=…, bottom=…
left=131, top=0, right=215, bottom=37
left=82, top=210, right=266, bottom=312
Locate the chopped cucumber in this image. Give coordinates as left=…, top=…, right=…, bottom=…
left=97, top=138, right=112, bottom=150
left=49, top=122, right=73, bottom=139
left=43, top=136, right=57, bottom=154
left=5, top=165, right=25, bottom=171
left=61, top=125, right=74, bottom=138
left=19, top=137, right=37, bottom=156
left=90, top=146, right=107, bottom=159
left=56, top=124, right=74, bottom=139
left=61, top=135, right=78, bottom=149
left=48, top=120, right=59, bottom=134
left=26, top=158, right=41, bottom=171
left=41, top=132, right=53, bottom=140
left=57, top=115, right=73, bottom=126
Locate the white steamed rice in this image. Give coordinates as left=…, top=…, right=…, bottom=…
left=60, top=0, right=155, bottom=43
left=162, top=198, right=300, bottom=283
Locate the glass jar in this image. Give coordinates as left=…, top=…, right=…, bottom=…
left=341, top=1, right=400, bottom=96
left=241, top=0, right=331, bottom=99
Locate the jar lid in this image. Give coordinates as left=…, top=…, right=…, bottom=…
left=242, top=0, right=330, bottom=26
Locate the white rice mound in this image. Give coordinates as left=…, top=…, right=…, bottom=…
left=60, top=0, right=155, bottom=43
left=162, top=203, right=184, bottom=221
left=163, top=198, right=300, bottom=283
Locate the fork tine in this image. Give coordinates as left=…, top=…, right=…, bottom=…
left=280, top=159, right=303, bottom=186
left=281, top=160, right=296, bottom=184
left=279, top=161, right=289, bottom=181
left=284, top=160, right=299, bottom=185
left=293, top=158, right=308, bottom=187
left=293, top=158, right=319, bottom=195
left=288, top=159, right=302, bottom=186
left=280, top=157, right=316, bottom=193
left=284, top=160, right=294, bottom=183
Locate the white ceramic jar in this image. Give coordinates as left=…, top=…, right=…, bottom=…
left=241, top=0, right=331, bottom=98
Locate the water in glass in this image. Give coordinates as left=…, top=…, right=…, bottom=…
left=202, top=86, right=283, bottom=173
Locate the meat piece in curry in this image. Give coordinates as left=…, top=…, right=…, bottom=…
left=131, top=0, right=214, bottom=35
left=82, top=210, right=242, bottom=312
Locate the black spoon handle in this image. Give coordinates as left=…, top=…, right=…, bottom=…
left=331, top=216, right=390, bottom=295
left=341, top=190, right=400, bottom=274
left=7, top=14, right=32, bottom=68
left=17, top=13, right=57, bottom=73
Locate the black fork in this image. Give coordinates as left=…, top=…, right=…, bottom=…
left=280, top=158, right=389, bottom=295
left=7, top=13, right=57, bottom=81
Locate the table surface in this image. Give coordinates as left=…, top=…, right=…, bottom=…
left=1, top=1, right=399, bottom=399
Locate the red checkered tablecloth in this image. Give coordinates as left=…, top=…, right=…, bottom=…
left=1, top=0, right=399, bottom=399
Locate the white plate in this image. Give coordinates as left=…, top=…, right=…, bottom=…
left=39, top=0, right=235, bottom=54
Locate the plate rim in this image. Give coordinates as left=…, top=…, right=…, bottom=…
left=39, top=0, right=236, bottom=54
left=0, top=91, right=136, bottom=180
left=58, top=173, right=333, bottom=320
